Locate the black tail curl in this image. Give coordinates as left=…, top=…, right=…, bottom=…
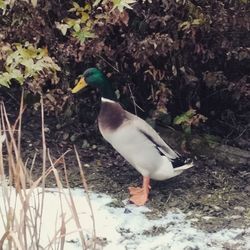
left=171, top=156, right=193, bottom=168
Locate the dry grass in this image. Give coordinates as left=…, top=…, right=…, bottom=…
left=0, top=95, right=96, bottom=250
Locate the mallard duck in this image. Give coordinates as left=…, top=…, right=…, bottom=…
left=72, top=68, right=193, bottom=206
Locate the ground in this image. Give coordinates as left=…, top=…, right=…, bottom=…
left=10, top=103, right=249, bottom=237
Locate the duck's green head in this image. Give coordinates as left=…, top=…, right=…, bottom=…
left=72, top=68, right=116, bottom=100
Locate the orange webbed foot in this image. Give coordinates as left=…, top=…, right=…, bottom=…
left=128, top=186, right=144, bottom=195
left=129, top=191, right=148, bottom=206
left=128, top=176, right=150, bottom=206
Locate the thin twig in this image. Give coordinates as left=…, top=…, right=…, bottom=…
left=97, top=55, right=120, bottom=73
left=127, top=83, right=145, bottom=115
left=17, top=90, right=24, bottom=153
left=62, top=158, right=87, bottom=249
left=37, top=94, right=46, bottom=248
left=47, top=150, right=67, bottom=250
left=74, top=145, right=97, bottom=250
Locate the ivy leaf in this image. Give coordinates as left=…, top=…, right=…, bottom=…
left=112, top=0, right=136, bottom=12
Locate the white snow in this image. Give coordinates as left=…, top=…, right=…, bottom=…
left=0, top=187, right=250, bottom=250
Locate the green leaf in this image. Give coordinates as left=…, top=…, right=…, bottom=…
left=174, top=114, right=188, bottom=125
left=83, top=3, right=91, bottom=11
left=185, top=109, right=196, bottom=118
left=73, top=23, right=81, bottom=32
left=0, top=0, right=6, bottom=9
left=0, top=72, right=11, bottom=87
left=93, top=0, right=102, bottom=7
left=72, top=2, right=80, bottom=9
left=192, top=18, right=204, bottom=26
left=73, top=29, right=97, bottom=43
left=111, top=0, right=136, bottom=12
left=173, top=109, right=196, bottom=125
left=65, top=18, right=77, bottom=28
left=81, top=12, right=89, bottom=23
left=36, top=48, right=48, bottom=59
left=20, top=48, right=37, bottom=59
left=20, top=58, right=35, bottom=69
left=179, top=21, right=191, bottom=30
left=55, top=22, right=69, bottom=36
left=11, top=69, right=25, bottom=85
left=0, top=0, right=8, bottom=14
left=1, top=43, right=60, bottom=88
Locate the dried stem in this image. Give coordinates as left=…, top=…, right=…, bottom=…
left=75, top=145, right=97, bottom=250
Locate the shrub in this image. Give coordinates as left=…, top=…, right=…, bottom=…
left=0, top=0, right=249, bottom=140
left=56, top=0, right=135, bottom=44
left=0, top=42, right=60, bottom=93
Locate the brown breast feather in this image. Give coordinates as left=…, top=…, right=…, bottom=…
left=98, top=102, right=127, bottom=131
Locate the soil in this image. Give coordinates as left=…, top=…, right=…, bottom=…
left=3, top=100, right=250, bottom=235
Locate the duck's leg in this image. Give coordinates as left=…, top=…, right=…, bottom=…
left=128, top=176, right=150, bottom=206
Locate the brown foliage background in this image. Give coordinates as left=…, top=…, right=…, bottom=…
left=0, top=0, right=249, bottom=144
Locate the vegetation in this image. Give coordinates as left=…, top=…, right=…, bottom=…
left=0, top=43, right=60, bottom=90
left=174, top=108, right=207, bottom=134
left=0, top=99, right=96, bottom=249
left=0, top=0, right=249, bottom=142
left=0, top=2, right=249, bottom=248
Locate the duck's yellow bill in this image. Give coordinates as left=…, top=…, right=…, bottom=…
left=71, top=78, right=88, bottom=93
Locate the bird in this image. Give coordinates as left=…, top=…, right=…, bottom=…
left=72, top=68, right=193, bottom=206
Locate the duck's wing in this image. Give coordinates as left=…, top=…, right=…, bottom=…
left=126, top=112, right=179, bottom=160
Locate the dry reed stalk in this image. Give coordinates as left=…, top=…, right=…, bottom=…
left=0, top=96, right=96, bottom=250
left=74, top=146, right=96, bottom=250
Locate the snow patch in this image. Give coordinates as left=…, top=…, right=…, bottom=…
left=0, top=187, right=249, bottom=249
